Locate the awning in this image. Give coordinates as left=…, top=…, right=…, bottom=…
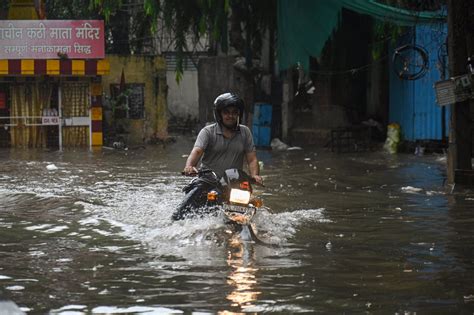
left=0, top=59, right=109, bottom=76
left=277, top=0, right=447, bottom=71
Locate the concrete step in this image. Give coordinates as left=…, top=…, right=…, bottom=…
left=290, top=128, right=332, bottom=146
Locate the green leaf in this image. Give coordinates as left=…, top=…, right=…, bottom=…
left=198, top=15, right=207, bottom=35
left=175, top=69, right=183, bottom=83
left=224, top=0, right=229, bottom=13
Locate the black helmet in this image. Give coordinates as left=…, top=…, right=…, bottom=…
left=213, top=93, right=244, bottom=125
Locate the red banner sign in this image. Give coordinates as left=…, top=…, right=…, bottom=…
left=0, top=20, right=105, bottom=59
left=0, top=92, right=5, bottom=109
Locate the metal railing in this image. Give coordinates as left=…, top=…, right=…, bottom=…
left=0, top=116, right=60, bottom=127
left=0, top=114, right=91, bottom=150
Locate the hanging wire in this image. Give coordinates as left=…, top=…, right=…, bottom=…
left=308, top=54, right=389, bottom=76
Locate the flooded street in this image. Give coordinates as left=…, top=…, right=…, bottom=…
left=0, top=136, right=473, bottom=314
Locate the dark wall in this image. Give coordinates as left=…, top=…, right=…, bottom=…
left=306, top=9, right=375, bottom=128
left=198, top=56, right=254, bottom=127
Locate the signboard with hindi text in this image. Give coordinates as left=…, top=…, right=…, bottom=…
left=0, top=20, right=105, bottom=59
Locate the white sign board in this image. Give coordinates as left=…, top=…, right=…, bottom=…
left=42, top=116, right=60, bottom=125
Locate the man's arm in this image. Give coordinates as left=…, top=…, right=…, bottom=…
left=183, top=147, right=204, bottom=175
left=246, top=151, right=263, bottom=185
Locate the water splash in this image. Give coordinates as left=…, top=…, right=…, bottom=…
left=253, top=207, right=329, bottom=244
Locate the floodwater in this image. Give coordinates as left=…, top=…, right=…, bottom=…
left=0, top=136, right=473, bottom=314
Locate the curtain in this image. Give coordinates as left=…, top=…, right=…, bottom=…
left=10, top=83, right=53, bottom=148
left=61, top=82, right=90, bottom=147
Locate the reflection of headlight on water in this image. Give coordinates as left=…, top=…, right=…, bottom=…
left=226, top=266, right=261, bottom=306
left=226, top=243, right=261, bottom=307
left=230, top=267, right=257, bottom=285
left=227, top=291, right=261, bottom=308
left=229, top=189, right=251, bottom=204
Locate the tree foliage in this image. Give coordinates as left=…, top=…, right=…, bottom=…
left=371, top=0, right=446, bottom=60
left=45, top=0, right=100, bottom=19
left=41, top=0, right=276, bottom=81
left=0, top=1, right=9, bottom=19
left=383, top=0, right=445, bottom=11
left=89, top=0, right=275, bottom=81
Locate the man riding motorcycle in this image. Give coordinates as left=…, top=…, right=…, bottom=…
left=174, top=93, right=263, bottom=220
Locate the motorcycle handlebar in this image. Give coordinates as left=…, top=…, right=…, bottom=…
left=180, top=169, right=264, bottom=186
left=180, top=169, right=213, bottom=177
left=250, top=177, right=264, bottom=187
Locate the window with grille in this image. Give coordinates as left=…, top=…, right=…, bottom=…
left=110, top=83, right=145, bottom=119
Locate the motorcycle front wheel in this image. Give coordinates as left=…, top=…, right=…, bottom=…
left=172, top=186, right=203, bottom=221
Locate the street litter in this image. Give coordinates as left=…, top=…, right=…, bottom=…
left=271, top=138, right=289, bottom=151
left=401, top=186, right=423, bottom=193
left=46, top=164, right=58, bottom=171
left=270, top=138, right=302, bottom=151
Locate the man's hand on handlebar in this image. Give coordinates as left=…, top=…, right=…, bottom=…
left=252, top=175, right=264, bottom=186
left=183, top=165, right=198, bottom=176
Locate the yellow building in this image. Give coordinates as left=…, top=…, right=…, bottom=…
left=0, top=0, right=168, bottom=149
left=102, top=55, right=167, bottom=146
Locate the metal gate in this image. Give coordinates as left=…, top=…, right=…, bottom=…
left=61, top=82, right=91, bottom=148
left=0, top=81, right=93, bottom=149
left=3, top=82, right=55, bottom=148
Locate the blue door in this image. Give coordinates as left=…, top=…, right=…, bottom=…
left=389, top=24, right=449, bottom=141
left=252, top=103, right=272, bottom=147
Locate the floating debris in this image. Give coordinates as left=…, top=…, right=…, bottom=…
left=46, top=164, right=58, bottom=171
left=325, top=241, right=332, bottom=251
left=401, top=186, right=423, bottom=193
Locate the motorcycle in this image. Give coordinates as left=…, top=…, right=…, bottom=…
left=173, top=168, right=264, bottom=241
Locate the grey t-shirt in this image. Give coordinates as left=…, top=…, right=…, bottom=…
left=194, top=123, right=256, bottom=177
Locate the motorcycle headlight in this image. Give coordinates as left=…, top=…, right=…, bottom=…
left=229, top=188, right=251, bottom=205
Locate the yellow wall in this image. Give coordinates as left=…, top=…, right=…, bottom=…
left=8, top=0, right=39, bottom=20
left=102, top=55, right=167, bottom=144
